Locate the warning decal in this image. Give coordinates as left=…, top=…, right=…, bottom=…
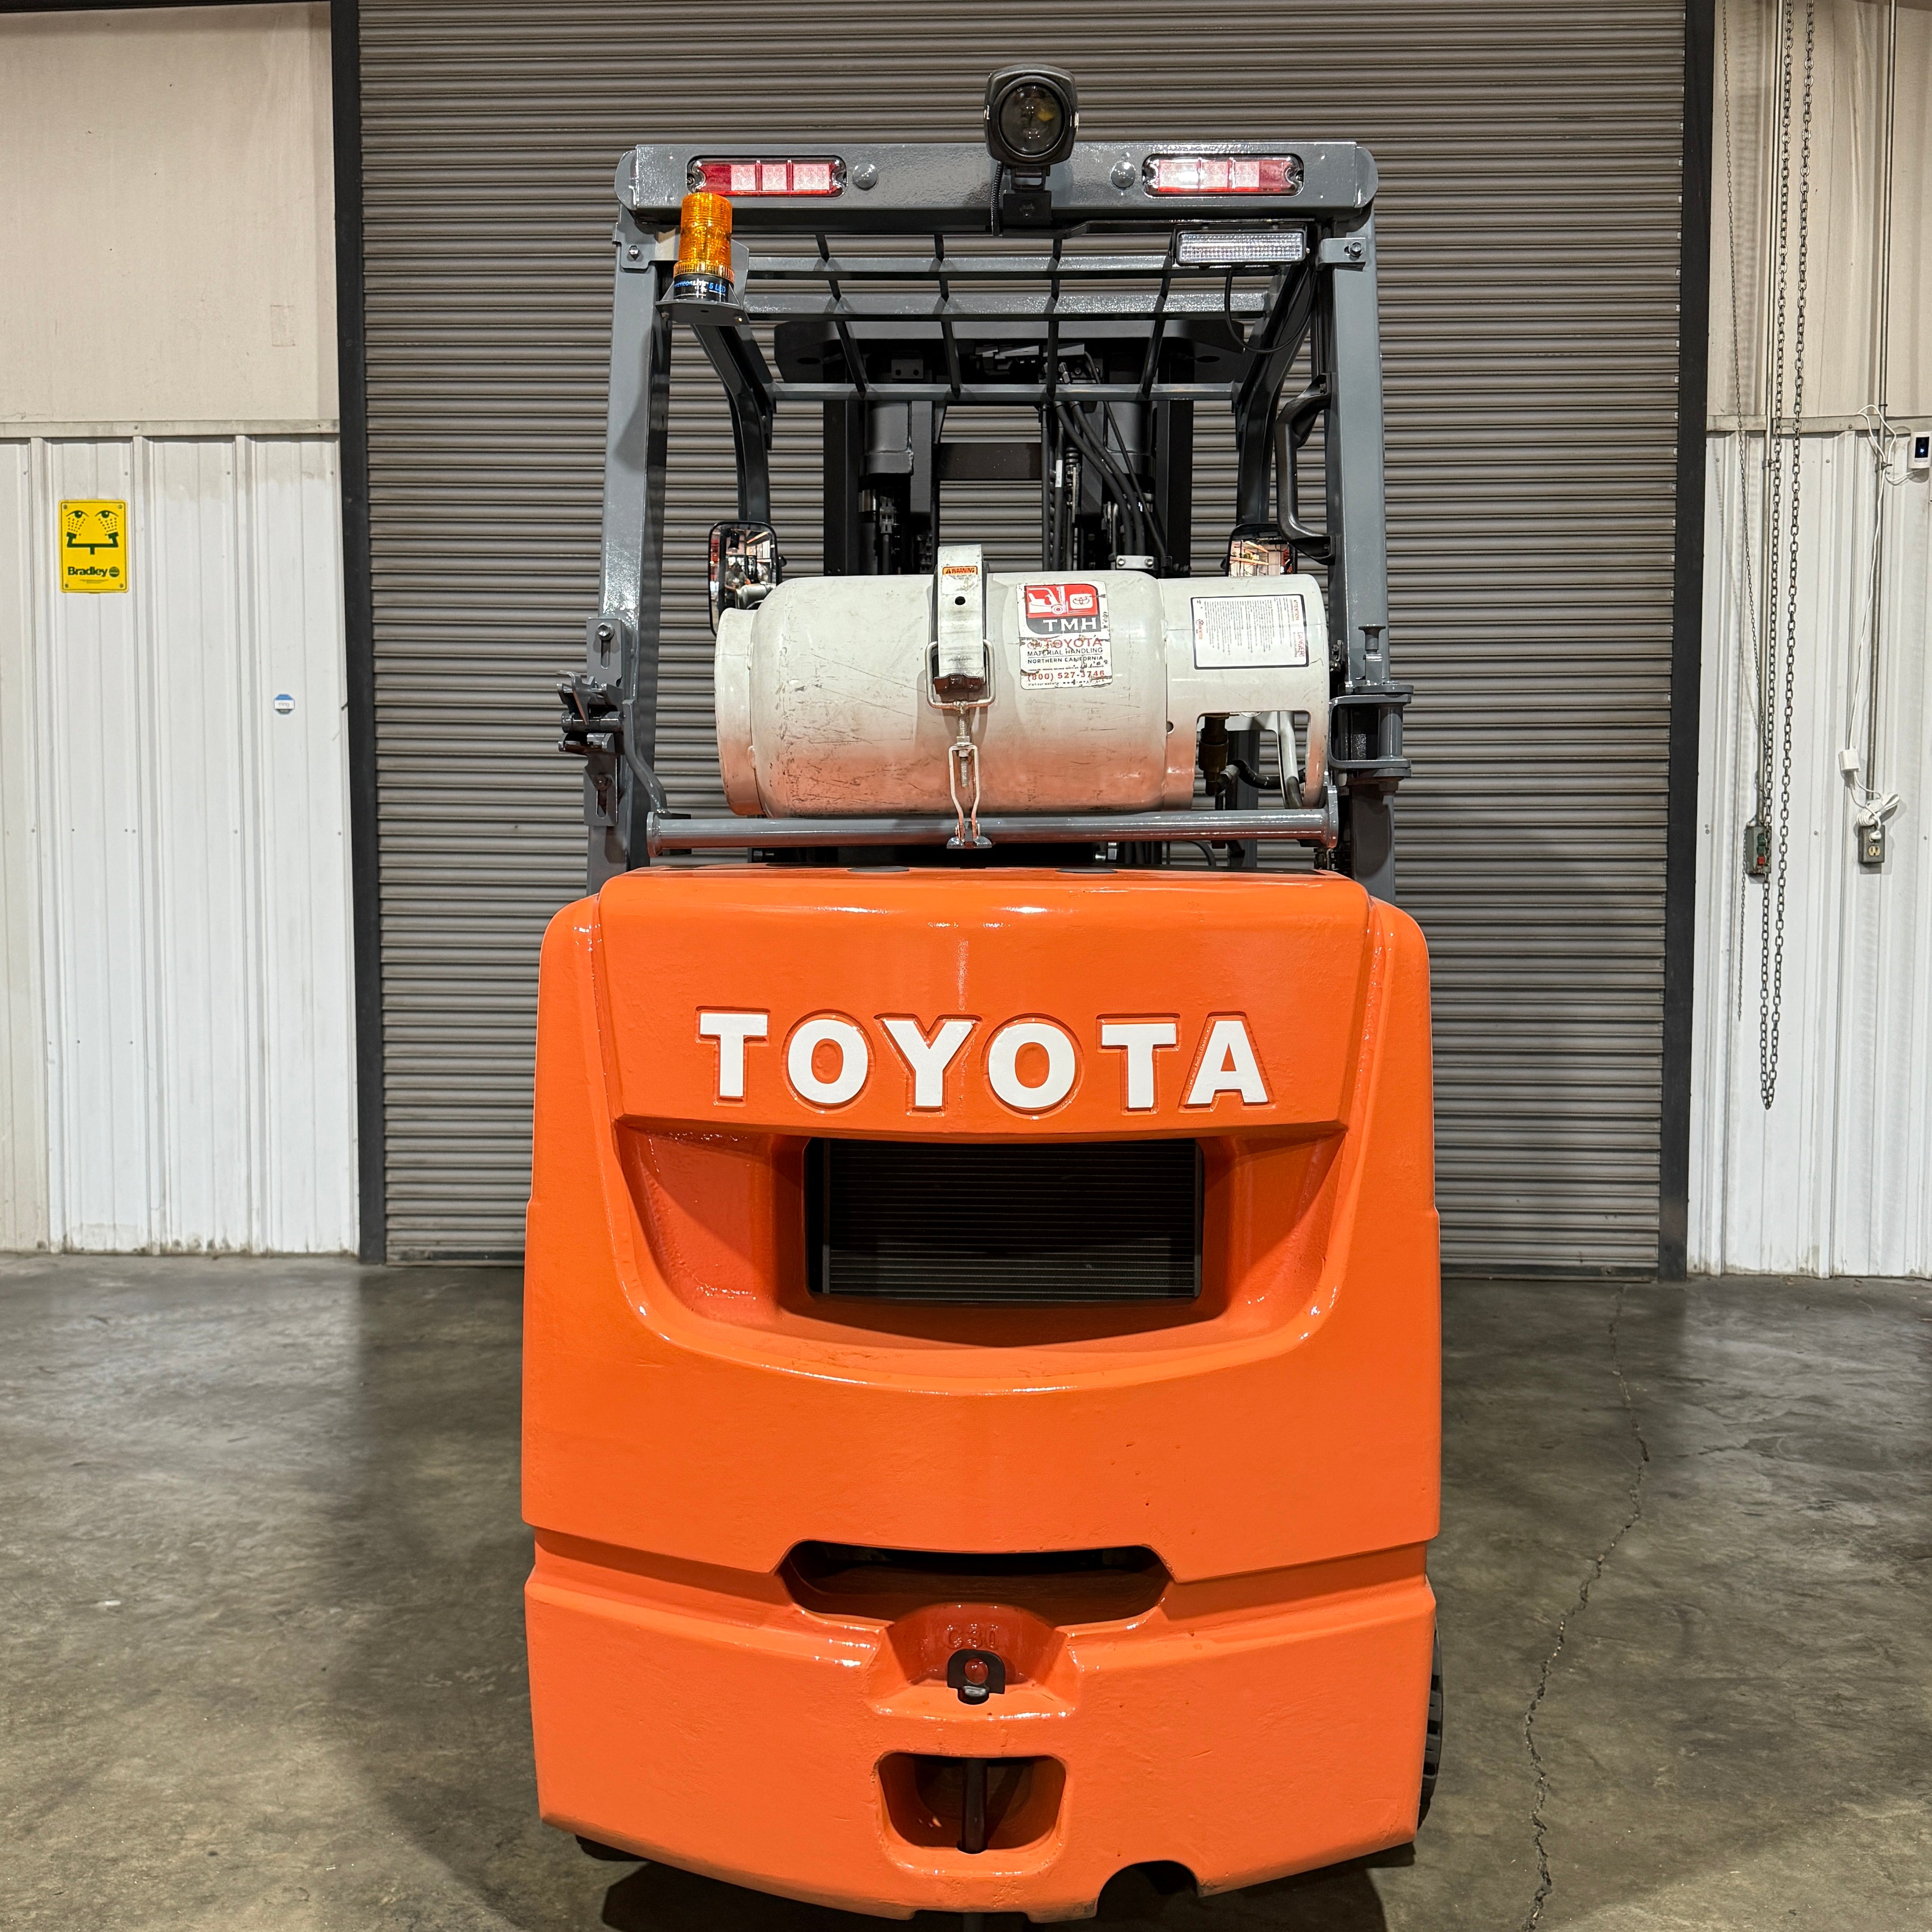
left=1191, top=593, right=1309, bottom=670
left=1017, top=579, right=1111, bottom=687
left=61, top=500, right=129, bottom=594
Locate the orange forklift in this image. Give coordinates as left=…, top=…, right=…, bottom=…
left=528, top=68, right=1438, bottom=1921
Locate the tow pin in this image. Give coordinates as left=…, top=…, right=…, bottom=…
left=947, top=1648, right=1007, bottom=1707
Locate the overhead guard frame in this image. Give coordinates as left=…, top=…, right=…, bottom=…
left=579, top=137, right=1406, bottom=898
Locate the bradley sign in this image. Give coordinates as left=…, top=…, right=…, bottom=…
left=698, top=1009, right=1269, bottom=1115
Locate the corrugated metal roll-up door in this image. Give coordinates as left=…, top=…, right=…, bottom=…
left=359, top=2, right=1685, bottom=1266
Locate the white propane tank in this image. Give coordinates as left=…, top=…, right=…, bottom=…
left=716, top=569, right=1329, bottom=818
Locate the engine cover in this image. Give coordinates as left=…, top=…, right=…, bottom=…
left=715, top=570, right=1329, bottom=817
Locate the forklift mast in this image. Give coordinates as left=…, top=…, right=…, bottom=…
left=562, top=132, right=1411, bottom=894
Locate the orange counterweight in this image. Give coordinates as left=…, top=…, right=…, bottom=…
left=524, top=867, right=1440, bottom=1920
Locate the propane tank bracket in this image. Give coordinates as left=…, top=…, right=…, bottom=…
left=933, top=543, right=990, bottom=702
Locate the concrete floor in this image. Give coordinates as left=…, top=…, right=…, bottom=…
left=1, top=1261, right=1927, bottom=1931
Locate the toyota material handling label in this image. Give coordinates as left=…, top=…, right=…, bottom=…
left=1017, top=580, right=1111, bottom=686
left=1191, top=593, right=1311, bottom=669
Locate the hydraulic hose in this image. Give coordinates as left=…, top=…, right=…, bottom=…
left=1055, top=403, right=1157, bottom=567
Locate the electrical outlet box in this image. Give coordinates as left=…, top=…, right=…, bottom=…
left=1858, top=819, right=1887, bottom=869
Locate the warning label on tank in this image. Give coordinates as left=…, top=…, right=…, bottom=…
left=1017, top=580, right=1111, bottom=686
left=1191, top=593, right=1311, bottom=670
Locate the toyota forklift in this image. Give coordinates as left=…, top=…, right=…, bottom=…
left=526, top=67, right=1439, bottom=1921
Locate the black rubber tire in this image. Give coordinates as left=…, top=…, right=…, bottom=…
left=1417, top=1624, right=1444, bottom=1826
left=575, top=1835, right=646, bottom=1863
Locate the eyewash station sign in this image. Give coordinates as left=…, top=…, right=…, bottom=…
left=60, top=500, right=128, bottom=593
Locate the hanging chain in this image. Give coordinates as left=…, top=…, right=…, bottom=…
left=1761, top=1, right=1812, bottom=1111
left=1757, top=0, right=1793, bottom=1070
left=1761, top=1, right=1794, bottom=825
left=1720, top=2, right=1758, bottom=656
left=1720, top=0, right=1759, bottom=1017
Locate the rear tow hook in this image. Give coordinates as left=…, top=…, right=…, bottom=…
left=945, top=1649, right=1009, bottom=1856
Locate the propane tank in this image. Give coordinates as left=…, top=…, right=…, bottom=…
left=715, top=561, right=1328, bottom=819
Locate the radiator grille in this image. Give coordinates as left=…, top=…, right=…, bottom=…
left=807, top=1139, right=1201, bottom=1303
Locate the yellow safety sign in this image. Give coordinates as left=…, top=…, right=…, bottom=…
left=60, top=500, right=129, bottom=593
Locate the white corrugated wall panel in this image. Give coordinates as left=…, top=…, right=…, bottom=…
left=249, top=438, right=365, bottom=1251
left=1711, top=0, right=1932, bottom=423
left=1691, top=429, right=1932, bottom=1275
left=0, top=433, right=357, bottom=1253
left=0, top=441, right=49, bottom=1250
left=33, top=437, right=155, bottom=1248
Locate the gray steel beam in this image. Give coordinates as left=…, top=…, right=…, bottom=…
left=1233, top=265, right=1317, bottom=524
left=621, top=142, right=1377, bottom=231
left=769, top=380, right=1236, bottom=407
left=771, top=382, right=1239, bottom=404
left=748, top=251, right=1300, bottom=281
left=1321, top=223, right=1390, bottom=695
left=648, top=803, right=1336, bottom=855
left=691, top=320, right=773, bottom=522
left=741, top=287, right=1270, bottom=322
left=588, top=209, right=673, bottom=886
left=1320, top=217, right=1398, bottom=903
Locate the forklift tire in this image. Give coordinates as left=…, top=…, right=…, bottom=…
left=1417, top=1625, right=1444, bottom=1826
left=575, top=1835, right=646, bottom=1864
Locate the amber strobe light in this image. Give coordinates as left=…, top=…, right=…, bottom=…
left=672, top=190, right=733, bottom=303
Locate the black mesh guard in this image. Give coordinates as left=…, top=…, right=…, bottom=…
left=806, top=1138, right=1201, bottom=1303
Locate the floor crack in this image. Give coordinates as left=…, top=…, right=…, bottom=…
left=1519, top=1284, right=1650, bottom=1931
